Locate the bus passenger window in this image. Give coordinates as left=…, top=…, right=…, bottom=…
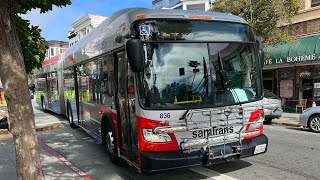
left=99, top=54, right=114, bottom=107
left=81, top=61, right=97, bottom=103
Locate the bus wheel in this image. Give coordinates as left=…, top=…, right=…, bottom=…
left=102, top=118, right=120, bottom=164
left=67, top=103, right=77, bottom=129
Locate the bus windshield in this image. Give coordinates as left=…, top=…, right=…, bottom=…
left=137, top=42, right=262, bottom=109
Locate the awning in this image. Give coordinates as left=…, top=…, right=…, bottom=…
left=264, top=35, right=320, bottom=69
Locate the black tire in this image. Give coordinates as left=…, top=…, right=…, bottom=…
left=67, top=103, right=77, bottom=129
left=41, top=98, right=47, bottom=112
left=308, top=115, right=320, bottom=133
left=264, top=118, right=272, bottom=124
left=101, top=116, right=120, bottom=164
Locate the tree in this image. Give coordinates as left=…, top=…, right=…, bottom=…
left=0, top=0, right=70, bottom=179
left=211, top=0, right=300, bottom=45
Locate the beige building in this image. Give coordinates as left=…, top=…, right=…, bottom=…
left=45, top=40, right=68, bottom=59
left=68, top=14, right=107, bottom=47
left=264, top=0, right=320, bottom=110
left=152, top=0, right=213, bottom=11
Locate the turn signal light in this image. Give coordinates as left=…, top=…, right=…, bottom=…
left=137, top=14, right=145, bottom=19
left=189, top=15, right=212, bottom=19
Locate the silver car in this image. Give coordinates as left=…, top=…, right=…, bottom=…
left=299, top=107, right=320, bottom=132
left=263, top=90, right=283, bottom=123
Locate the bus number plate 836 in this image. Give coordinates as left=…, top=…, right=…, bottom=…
left=160, top=113, right=170, bottom=119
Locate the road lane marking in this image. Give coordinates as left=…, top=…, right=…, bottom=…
left=189, top=166, right=239, bottom=180
left=38, top=138, right=93, bottom=180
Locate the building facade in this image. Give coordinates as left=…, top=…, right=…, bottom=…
left=45, top=40, right=68, bottom=59
left=264, top=0, right=320, bottom=110
left=68, top=14, right=107, bottom=47
left=152, top=0, right=213, bottom=11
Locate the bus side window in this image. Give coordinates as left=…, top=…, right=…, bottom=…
left=100, top=54, right=114, bottom=107
left=81, top=61, right=98, bottom=104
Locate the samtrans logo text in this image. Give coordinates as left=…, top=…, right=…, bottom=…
left=192, top=126, right=234, bottom=138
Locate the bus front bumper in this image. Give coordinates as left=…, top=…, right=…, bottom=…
left=140, top=134, right=268, bottom=174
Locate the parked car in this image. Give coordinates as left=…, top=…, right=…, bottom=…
left=263, top=90, right=283, bottom=123
left=299, top=107, right=320, bottom=132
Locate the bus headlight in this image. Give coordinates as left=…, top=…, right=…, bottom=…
left=142, top=129, right=172, bottom=143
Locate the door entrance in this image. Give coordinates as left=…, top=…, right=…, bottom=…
left=115, top=51, right=138, bottom=162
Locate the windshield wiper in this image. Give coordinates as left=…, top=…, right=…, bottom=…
left=217, top=53, right=228, bottom=89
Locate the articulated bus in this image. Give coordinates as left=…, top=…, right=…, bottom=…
left=35, top=8, right=268, bottom=173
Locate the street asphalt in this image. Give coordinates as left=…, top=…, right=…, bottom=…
left=0, top=100, right=319, bottom=180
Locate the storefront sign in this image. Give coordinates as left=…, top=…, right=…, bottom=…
left=264, top=54, right=318, bottom=66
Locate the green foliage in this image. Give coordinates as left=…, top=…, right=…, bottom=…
left=211, top=0, right=300, bottom=45
left=15, top=0, right=71, bottom=74
left=16, top=17, right=47, bottom=74
left=16, top=0, right=71, bottom=14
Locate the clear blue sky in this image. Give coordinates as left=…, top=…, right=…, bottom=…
left=22, top=0, right=150, bottom=41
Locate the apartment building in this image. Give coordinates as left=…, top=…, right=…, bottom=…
left=68, top=14, right=107, bottom=47
left=264, top=0, right=320, bottom=108
left=45, top=40, right=68, bottom=59
left=152, top=0, right=213, bottom=11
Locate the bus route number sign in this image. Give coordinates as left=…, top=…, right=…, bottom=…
left=139, top=25, right=151, bottom=36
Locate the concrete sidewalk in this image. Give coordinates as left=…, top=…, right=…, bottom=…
left=271, top=112, right=302, bottom=127
left=33, top=99, right=63, bottom=131
left=0, top=100, right=75, bottom=180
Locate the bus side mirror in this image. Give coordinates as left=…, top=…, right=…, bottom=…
left=126, top=39, right=144, bottom=72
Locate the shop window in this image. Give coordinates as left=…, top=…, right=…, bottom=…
left=280, top=80, right=293, bottom=98
left=311, top=0, right=320, bottom=7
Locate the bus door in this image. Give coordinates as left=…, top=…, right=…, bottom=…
left=116, top=51, right=138, bottom=162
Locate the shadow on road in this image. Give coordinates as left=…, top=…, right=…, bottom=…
left=285, top=126, right=312, bottom=132
left=206, top=160, right=252, bottom=173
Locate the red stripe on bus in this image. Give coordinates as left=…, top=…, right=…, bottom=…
left=42, top=55, right=60, bottom=66
left=93, top=104, right=120, bottom=149
left=38, top=138, right=93, bottom=180
left=65, top=50, right=77, bottom=64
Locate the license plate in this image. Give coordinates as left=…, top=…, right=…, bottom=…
left=254, top=144, right=267, bottom=154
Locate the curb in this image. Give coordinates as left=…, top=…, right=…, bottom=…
left=36, top=123, right=60, bottom=132
left=272, top=121, right=303, bottom=128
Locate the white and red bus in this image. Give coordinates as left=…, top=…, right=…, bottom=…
left=35, top=8, right=268, bottom=173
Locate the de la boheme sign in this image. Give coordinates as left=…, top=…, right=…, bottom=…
left=264, top=54, right=319, bottom=66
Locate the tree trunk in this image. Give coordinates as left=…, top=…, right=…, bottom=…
left=0, top=1, right=44, bottom=179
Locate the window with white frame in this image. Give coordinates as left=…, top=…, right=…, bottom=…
left=50, top=48, right=54, bottom=56
left=186, top=3, right=206, bottom=11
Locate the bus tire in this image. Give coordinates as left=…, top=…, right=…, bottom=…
left=101, top=115, right=120, bottom=165
left=67, top=102, right=77, bottom=129
left=41, top=97, right=47, bottom=112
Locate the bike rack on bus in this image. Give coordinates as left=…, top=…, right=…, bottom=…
left=153, top=103, right=274, bottom=160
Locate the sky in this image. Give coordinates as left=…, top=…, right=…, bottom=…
left=22, top=0, right=151, bottom=41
